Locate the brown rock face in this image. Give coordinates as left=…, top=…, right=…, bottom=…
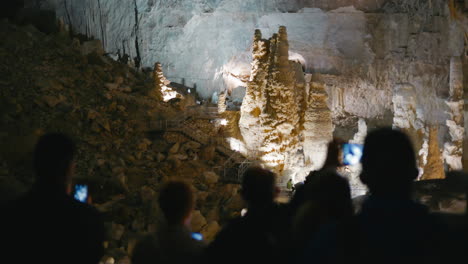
left=443, top=57, right=464, bottom=171
left=420, top=126, right=445, bottom=180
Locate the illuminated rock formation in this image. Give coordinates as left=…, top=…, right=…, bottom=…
left=239, top=27, right=303, bottom=177
left=392, top=83, right=428, bottom=175
left=420, top=126, right=445, bottom=180
left=217, top=91, right=227, bottom=114
left=152, top=62, right=179, bottom=102
left=303, top=75, right=333, bottom=178
left=443, top=57, right=464, bottom=171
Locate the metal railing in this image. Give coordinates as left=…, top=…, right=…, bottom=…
left=147, top=106, right=257, bottom=184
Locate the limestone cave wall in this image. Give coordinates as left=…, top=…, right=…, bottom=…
left=40, top=0, right=468, bottom=185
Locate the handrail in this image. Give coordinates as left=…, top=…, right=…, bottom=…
left=148, top=106, right=254, bottom=183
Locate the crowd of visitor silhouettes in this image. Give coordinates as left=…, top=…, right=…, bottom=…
left=1, top=127, right=467, bottom=264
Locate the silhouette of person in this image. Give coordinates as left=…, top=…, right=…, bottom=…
left=292, top=140, right=353, bottom=261
left=1, top=133, right=105, bottom=264
left=355, top=128, right=448, bottom=263
left=132, top=180, right=205, bottom=264
left=295, top=130, right=450, bottom=263
left=202, top=167, right=289, bottom=264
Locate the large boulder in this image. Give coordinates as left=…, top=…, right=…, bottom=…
left=203, top=171, right=219, bottom=185
left=201, top=221, right=220, bottom=242
left=168, top=142, right=180, bottom=154
left=190, top=210, right=207, bottom=232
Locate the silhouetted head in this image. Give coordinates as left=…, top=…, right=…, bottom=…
left=159, top=180, right=195, bottom=226
left=305, top=169, right=353, bottom=220
left=241, top=167, right=277, bottom=207
left=360, top=127, right=418, bottom=197
left=33, top=133, right=76, bottom=190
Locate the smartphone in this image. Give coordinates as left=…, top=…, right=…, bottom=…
left=342, top=143, right=363, bottom=166
left=191, top=232, right=203, bottom=241
left=73, top=184, right=88, bottom=203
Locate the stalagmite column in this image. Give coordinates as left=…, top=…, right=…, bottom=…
left=238, top=30, right=270, bottom=153
left=303, top=76, right=333, bottom=174
left=239, top=26, right=303, bottom=179
left=420, top=126, right=445, bottom=179
left=444, top=56, right=464, bottom=170
left=218, top=91, right=227, bottom=114
left=152, top=62, right=179, bottom=102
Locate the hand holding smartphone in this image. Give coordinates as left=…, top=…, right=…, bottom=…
left=191, top=232, right=203, bottom=241
left=73, top=184, right=89, bottom=203
left=341, top=143, right=363, bottom=166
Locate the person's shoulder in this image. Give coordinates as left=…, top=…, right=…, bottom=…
left=63, top=194, right=100, bottom=215
left=221, top=216, right=244, bottom=230
left=132, top=234, right=160, bottom=264
left=212, top=216, right=247, bottom=241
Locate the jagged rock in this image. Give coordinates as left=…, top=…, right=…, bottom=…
left=190, top=210, right=207, bottom=232
left=201, top=221, right=220, bottom=242
left=152, top=62, right=179, bottom=101
left=181, top=141, right=201, bottom=153
left=203, top=171, right=219, bottom=185
left=168, top=142, right=180, bottom=154
left=0, top=19, right=247, bottom=262
left=173, top=154, right=188, bottom=160
left=80, top=40, right=104, bottom=56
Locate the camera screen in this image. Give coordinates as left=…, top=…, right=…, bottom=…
left=73, top=184, right=88, bottom=203
left=343, top=143, right=363, bottom=166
